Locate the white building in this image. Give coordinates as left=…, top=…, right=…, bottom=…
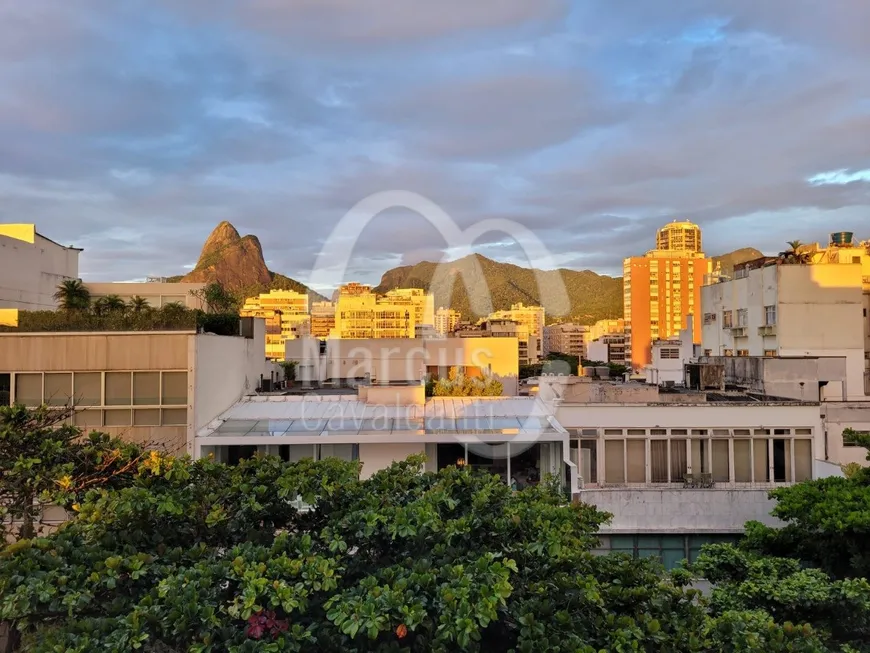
left=644, top=315, right=700, bottom=386
left=0, top=224, right=81, bottom=312
left=285, top=336, right=520, bottom=396
left=701, top=261, right=868, bottom=400
left=85, top=282, right=207, bottom=310
left=587, top=334, right=627, bottom=366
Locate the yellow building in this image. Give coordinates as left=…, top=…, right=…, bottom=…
left=332, top=283, right=417, bottom=339
left=310, top=301, right=336, bottom=339
left=241, top=289, right=310, bottom=360
left=589, top=318, right=625, bottom=342
left=488, top=303, right=545, bottom=361
left=656, top=220, right=702, bottom=252
left=434, top=306, right=461, bottom=336
left=383, top=288, right=435, bottom=328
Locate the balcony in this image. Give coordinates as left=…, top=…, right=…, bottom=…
left=725, top=325, right=747, bottom=337
left=758, top=325, right=777, bottom=336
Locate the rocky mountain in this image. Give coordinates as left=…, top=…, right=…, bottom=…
left=710, top=247, right=764, bottom=278
left=174, top=222, right=327, bottom=302
left=373, top=254, right=623, bottom=324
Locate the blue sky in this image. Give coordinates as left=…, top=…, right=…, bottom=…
left=1, top=1, right=869, bottom=289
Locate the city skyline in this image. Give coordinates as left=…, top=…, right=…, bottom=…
left=1, top=2, right=868, bottom=285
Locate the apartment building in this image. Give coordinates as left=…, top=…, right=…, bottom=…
left=537, top=374, right=841, bottom=564
left=434, top=307, right=461, bottom=336
left=285, top=336, right=520, bottom=395
left=310, top=301, right=336, bottom=339
left=489, top=303, right=545, bottom=362
left=587, top=334, right=627, bottom=366
left=454, top=319, right=537, bottom=367
left=624, top=220, right=710, bottom=371
left=0, top=224, right=81, bottom=319
left=701, top=253, right=869, bottom=399
left=589, top=318, right=625, bottom=342
left=86, top=282, right=206, bottom=311
left=241, top=290, right=311, bottom=360
left=383, top=288, right=435, bottom=330
left=644, top=316, right=700, bottom=386
left=332, top=283, right=417, bottom=339
left=543, top=323, right=590, bottom=358
left=0, top=318, right=277, bottom=455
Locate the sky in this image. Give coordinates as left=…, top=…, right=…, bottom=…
left=1, top=1, right=869, bottom=291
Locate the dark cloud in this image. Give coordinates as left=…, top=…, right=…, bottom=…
left=0, top=0, right=868, bottom=284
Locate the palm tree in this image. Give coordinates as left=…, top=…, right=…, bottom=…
left=53, top=279, right=91, bottom=311
left=778, top=240, right=811, bottom=265
left=93, top=295, right=126, bottom=316
left=128, top=296, right=150, bottom=313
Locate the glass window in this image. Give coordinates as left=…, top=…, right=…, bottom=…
left=133, top=408, right=161, bottom=426
left=162, top=408, right=188, bottom=426
left=74, top=409, right=102, bottom=428
left=14, top=373, right=42, bottom=406
left=105, top=372, right=132, bottom=406
left=626, top=440, right=645, bottom=483
left=44, top=373, right=72, bottom=406
left=650, top=440, right=669, bottom=482
left=133, top=372, right=160, bottom=405
left=74, top=373, right=101, bottom=406
left=104, top=409, right=132, bottom=427
left=754, top=439, right=770, bottom=482
left=604, top=440, right=625, bottom=484
left=764, top=305, right=777, bottom=325
left=734, top=439, right=752, bottom=482
left=794, top=440, right=812, bottom=482
left=712, top=440, right=729, bottom=482
left=0, top=373, right=9, bottom=406
left=691, top=439, right=709, bottom=474
left=318, top=444, right=359, bottom=462
left=161, top=372, right=188, bottom=405
left=670, top=439, right=687, bottom=482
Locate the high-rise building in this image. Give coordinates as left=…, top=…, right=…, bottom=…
left=453, top=318, right=537, bottom=366
left=332, top=283, right=417, bottom=339
left=310, top=301, right=336, bottom=339
left=623, top=220, right=710, bottom=370
left=656, top=220, right=702, bottom=252
left=543, top=323, right=590, bottom=358
left=489, top=303, right=545, bottom=361
left=434, top=307, right=461, bottom=336
left=589, top=318, right=625, bottom=342
left=241, top=289, right=310, bottom=360
left=383, top=288, right=435, bottom=330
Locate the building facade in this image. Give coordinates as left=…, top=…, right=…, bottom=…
left=0, top=319, right=277, bottom=455
left=241, top=290, right=311, bottom=360
left=86, top=282, right=206, bottom=311
left=383, top=288, right=435, bottom=330
left=489, top=303, right=545, bottom=361
left=589, top=318, right=625, bottom=342
left=332, top=284, right=417, bottom=339
left=624, top=221, right=709, bottom=371
left=310, top=301, right=336, bottom=339
left=434, top=307, right=461, bottom=337
left=454, top=319, right=537, bottom=366
left=0, top=224, right=81, bottom=314
left=644, top=316, right=700, bottom=386
left=543, top=323, right=590, bottom=358
left=586, top=334, right=627, bottom=367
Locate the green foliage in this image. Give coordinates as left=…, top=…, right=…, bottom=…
left=426, top=368, right=503, bottom=396
left=190, top=282, right=242, bottom=313
left=0, top=405, right=143, bottom=541
left=279, top=361, right=298, bottom=382
left=127, top=296, right=150, bottom=313
left=52, top=279, right=91, bottom=311
left=0, top=307, right=239, bottom=335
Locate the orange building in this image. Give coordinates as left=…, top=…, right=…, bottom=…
left=623, top=221, right=710, bottom=370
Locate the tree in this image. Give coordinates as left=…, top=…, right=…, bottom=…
left=777, top=240, right=812, bottom=265
left=128, top=296, right=151, bottom=313
left=52, top=279, right=91, bottom=311
left=0, top=453, right=833, bottom=652
left=190, top=282, right=241, bottom=313
left=280, top=361, right=298, bottom=383
left=92, top=294, right=126, bottom=316
left=426, top=367, right=503, bottom=396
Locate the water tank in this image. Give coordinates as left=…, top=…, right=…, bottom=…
left=830, top=231, right=854, bottom=247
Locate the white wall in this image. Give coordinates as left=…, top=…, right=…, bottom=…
left=0, top=230, right=80, bottom=310
left=581, top=489, right=783, bottom=533
left=822, top=401, right=870, bottom=466
left=86, top=282, right=206, bottom=310
left=359, top=443, right=426, bottom=479
left=191, top=319, right=277, bottom=452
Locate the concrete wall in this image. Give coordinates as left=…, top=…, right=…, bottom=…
left=359, top=443, right=425, bottom=479
left=0, top=226, right=80, bottom=311
left=286, top=336, right=519, bottom=395
left=192, top=319, right=276, bottom=447
left=580, top=488, right=783, bottom=533
left=86, top=282, right=206, bottom=310
left=822, top=401, right=870, bottom=466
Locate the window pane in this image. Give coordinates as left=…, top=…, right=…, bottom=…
left=794, top=440, right=812, bottom=481
left=161, top=372, right=187, bottom=405
left=650, top=440, right=669, bottom=482
left=133, top=408, right=160, bottom=426
left=754, top=439, right=769, bottom=482
left=0, top=373, right=9, bottom=406
left=626, top=440, right=645, bottom=483
left=734, top=439, right=752, bottom=482
left=162, top=408, right=188, bottom=426
left=74, top=409, right=102, bottom=428
left=44, top=373, right=72, bottom=406
left=670, top=439, right=687, bottom=481
left=105, top=372, right=132, bottom=406
left=104, top=409, right=132, bottom=427
left=15, top=373, right=42, bottom=406
left=74, top=373, right=101, bottom=407
left=604, top=440, right=625, bottom=484
left=318, top=444, right=357, bottom=461
left=133, top=372, right=160, bottom=405
left=712, top=440, right=729, bottom=482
